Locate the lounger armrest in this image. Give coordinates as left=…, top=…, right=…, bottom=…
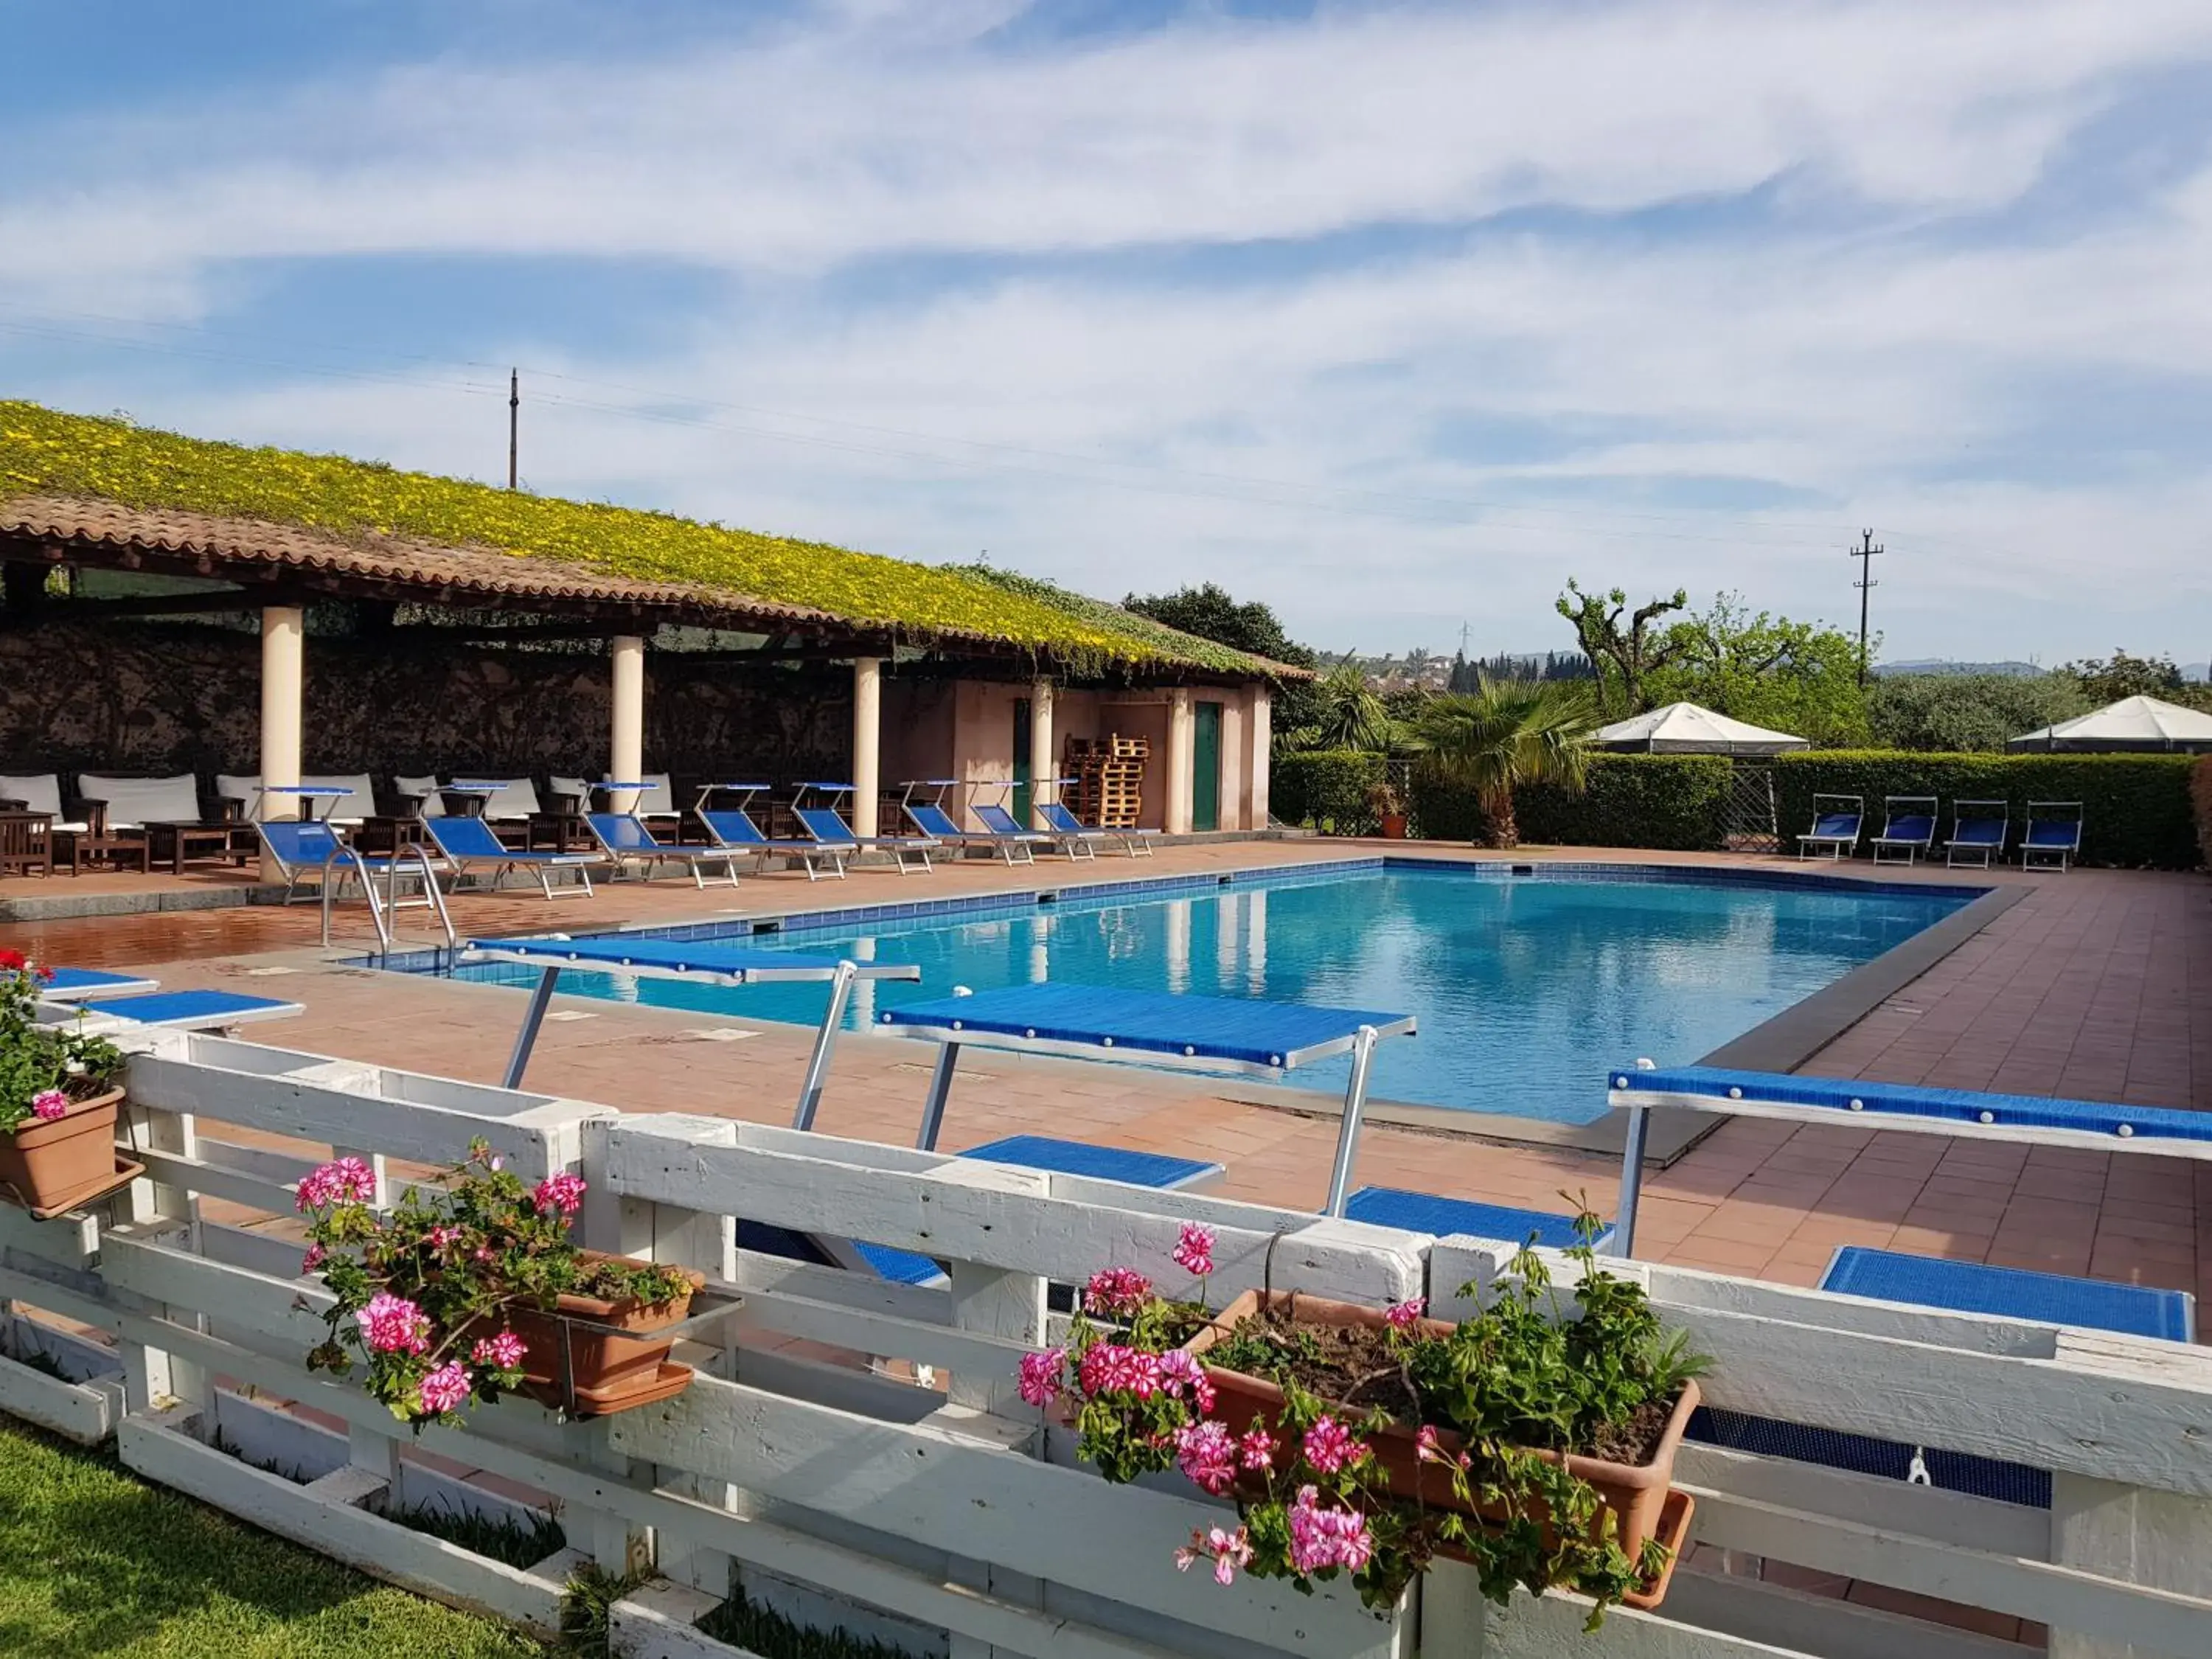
left=0, top=795, right=27, bottom=811
left=68, top=795, right=109, bottom=837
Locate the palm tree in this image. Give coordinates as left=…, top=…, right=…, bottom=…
left=1310, top=662, right=1399, bottom=752
left=1410, top=678, right=1598, bottom=847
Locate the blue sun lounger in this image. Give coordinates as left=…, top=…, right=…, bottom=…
left=690, top=785, right=827, bottom=875
left=49, top=988, right=305, bottom=1033
left=1340, top=1189, right=1612, bottom=1251
left=2021, top=801, right=2084, bottom=871
left=1610, top=1064, right=2197, bottom=1506
left=900, top=781, right=1048, bottom=866
left=1795, top=794, right=1863, bottom=860
left=1867, top=795, right=1938, bottom=866
left=425, top=814, right=602, bottom=899
left=1821, top=1247, right=2191, bottom=1340
left=584, top=813, right=743, bottom=888
left=1942, top=799, right=2008, bottom=867
left=38, top=967, right=160, bottom=1002
left=1037, top=790, right=1156, bottom=858
left=874, top=982, right=1414, bottom=1215
left=793, top=784, right=937, bottom=877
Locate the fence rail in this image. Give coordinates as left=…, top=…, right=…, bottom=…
left=0, top=1028, right=2208, bottom=1658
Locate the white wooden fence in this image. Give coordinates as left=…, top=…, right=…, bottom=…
left=1, top=1028, right=2208, bottom=1659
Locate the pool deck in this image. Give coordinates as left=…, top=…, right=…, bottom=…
left=7, top=838, right=2209, bottom=1318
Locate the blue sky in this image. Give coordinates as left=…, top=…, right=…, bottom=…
left=6, top=0, right=2211, bottom=665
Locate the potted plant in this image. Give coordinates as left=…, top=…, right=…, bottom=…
left=1366, top=780, right=1408, bottom=840
left=0, top=950, right=128, bottom=1216
left=300, top=1139, right=703, bottom=1424
left=1018, top=1213, right=1703, bottom=1624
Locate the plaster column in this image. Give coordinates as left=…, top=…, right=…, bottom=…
left=1249, top=686, right=1272, bottom=828
left=610, top=635, right=646, bottom=813
left=852, top=656, right=883, bottom=837
left=258, top=605, right=303, bottom=883
left=1164, top=687, right=1195, bottom=835
left=1029, top=678, right=1056, bottom=827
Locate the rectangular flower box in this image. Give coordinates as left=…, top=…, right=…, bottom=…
left=507, top=1250, right=706, bottom=1417
left=1183, top=1287, right=1698, bottom=1608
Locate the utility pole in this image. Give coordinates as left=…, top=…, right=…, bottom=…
left=507, top=369, right=519, bottom=490
left=1848, top=528, right=1882, bottom=685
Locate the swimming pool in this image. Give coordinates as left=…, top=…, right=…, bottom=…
left=441, top=862, right=1977, bottom=1125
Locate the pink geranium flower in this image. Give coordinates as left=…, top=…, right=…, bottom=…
left=29, top=1088, right=71, bottom=1121
left=1173, top=1222, right=1215, bottom=1278
left=1153, top=1349, right=1217, bottom=1413
left=1081, top=1267, right=1152, bottom=1318
left=1384, top=1297, right=1427, bottom=1332
left=1077, top=1343, right=1159, bottom=1400
left=418, top=1360, right=473, bottom=1415
left=470, top=1331, right=528, bottom=1371
left=1287, top=1486, right=1374, bottom=1574
left=357, top=1292, right=430, bottom=1356
left=1175, top=1523, right=1253, bottom=1587
left=1301, top=1415, right=1366, bottom=1475
left=1238, top=1425, right=1277, bottom=1471
left=532, top=1172, right=586, bottom=1216
left=296, top=1157, right=377, bottom=1211
left=1172, top=1419, right=1238, bottom=1496
left=301, top=1243, right=326, bottom=1273
left=1018, top=1347, right=1065, bottom=1409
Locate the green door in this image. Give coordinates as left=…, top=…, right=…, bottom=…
left=1012, top=697, right=1033, bottom=826
left=1192, top=700, right=1222, bottom=832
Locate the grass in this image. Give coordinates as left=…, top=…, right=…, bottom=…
left=390, top=1498, right=567, bottom=1571
left=0, top=1416, right=545, bottom=1658
left=696, top=1585, right=919, bottom=1659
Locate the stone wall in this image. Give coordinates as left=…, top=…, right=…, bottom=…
left=0, top=621, right=852, bottom=787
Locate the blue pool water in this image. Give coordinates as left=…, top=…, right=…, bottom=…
left=446, top=864, right=1975, bottom=1126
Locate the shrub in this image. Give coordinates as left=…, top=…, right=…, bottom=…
left=1515, top=756, right=1731, bottom=850
left=1867, top=673, right=2091, bottom=753
left=1409, top=755, right=1729, bottom=850
left=1274, top=750, right=1385, bottom=834
left=2189, top=757, right=2212, bottom=870
left=1773, top=753, right=2199, bottom=869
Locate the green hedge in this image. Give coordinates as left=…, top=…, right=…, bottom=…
left=1274, top=749, right=1385, bottom=833
left=1408, top=754, right=1729, bottom=849
left=1773, top=752, right=2199, bottom=869
left=2195, top=757, right=2212, bottom=869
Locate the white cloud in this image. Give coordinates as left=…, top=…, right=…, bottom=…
left=4, top=0, right=2210, bottom=661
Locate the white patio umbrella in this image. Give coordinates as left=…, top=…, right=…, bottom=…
left=2007, top=695, right=2212, bottom=752
left=1593, top=701, right=1810, bottom=756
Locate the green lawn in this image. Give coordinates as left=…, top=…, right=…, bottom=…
left=0, top=1416, right=546, bottom=1657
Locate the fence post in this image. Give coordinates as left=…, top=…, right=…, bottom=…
left=116, top=1091, right=204, bottom=1420
left=940, top=1161, right=1051, bottom=1659
left=2049, top=1330, right=2212, bottom=1659
left=591, top=1112, right=741, bottom=1598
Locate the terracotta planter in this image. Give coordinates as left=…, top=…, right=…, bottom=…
left=0, top=1087, right=130, bottom=1216
left=1377, top=814, right=1409, bottom=840
left=507, top=1250, right=705, bottom=1417
left=1185, top=1289, right=1698, bottom=1607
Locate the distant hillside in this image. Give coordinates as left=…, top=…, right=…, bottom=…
left=1874, top=659, right=2048, bottom=678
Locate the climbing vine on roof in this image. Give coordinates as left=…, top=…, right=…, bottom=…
left=0, top=401, right=1264, bottom=675
left=952, top=564, right=1295, bottom=680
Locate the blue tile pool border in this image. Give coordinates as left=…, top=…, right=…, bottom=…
left=372, top=855, right=1992, bottom=974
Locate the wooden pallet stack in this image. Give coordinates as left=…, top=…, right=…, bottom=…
left=1062, top=734, right=1149, bottom=828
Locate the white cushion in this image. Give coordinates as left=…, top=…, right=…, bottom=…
left=305, top=773, right=377, bottom=827
left=394, top=776, right=445, bottom=818
left=477, top=778, right=541, bottom=821
left=76, top=772, right=204, bottom=828
left=0, top=773, right=86, bottom=832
